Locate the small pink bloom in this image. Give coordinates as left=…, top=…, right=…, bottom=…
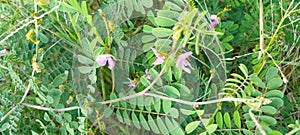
left=210, top=15, right=219, bottom=27
left=176, top=52, right=193, bottom=74
left=145, top=69, right=152, bottom=80
left=151, top=48, right=165, bottom=65
left=128, top=78, right=137, bottom=87
left=96, top=54, right=115, bottom=70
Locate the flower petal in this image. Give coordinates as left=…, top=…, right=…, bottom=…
left=153, top=57, right=164, bottom=65
left=107, top=58, right=115, bottom=70
left=96, top=55, right=108, bottom=66
left=182, top=66, right=191, bottom=74
left=210, top=20, right=219, bottom=27
left=128, top=78, right=137, bottom=87
left=210, top=15, right=218, bottom=20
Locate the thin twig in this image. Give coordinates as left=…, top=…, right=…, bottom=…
left=249, top=109, right=266, bottom=135
left=100, top=65, right=167, bottom=105
left=21, top=103, right=79, bottom=112
left=0, top=2, right=61, bottom=45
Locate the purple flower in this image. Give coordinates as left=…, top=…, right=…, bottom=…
left=210, top=15, right=219, bottom=27
left=151, top=48, right=165, bottom=65
left=128, top=78, right=137, bottom=87
left=176, top=52, right=193, bottom=74
left=145, top=69, right=152, bottom=80
left=96, top=54, right=115, bottom=70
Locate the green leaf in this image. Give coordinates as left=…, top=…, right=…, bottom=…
left=148, top=114, right=160, bottom=134
left=265, top=90, right=284, bottom=98
left=162, top=99, right=172, bottom=113
left=152, top=28, right=173, bottom=37
left=222, top=35, right=234, bottom=42
left=216, top=112, right=223, bottom=128
left=266, top=67, right=278, bottom=83
left=103, top=107, right=114, bottom=118
left=165, top=117, right=175, bottom=133
left=164, top=85, right=180, bottom=98
left=78, top=66, right=92, bottom=74
left=196, top=110, right=204, bottom=116
left=180, top=108, right=195, bottom=115
left=249, top=74, right=265, bottom=88
left=206, top=124, right=218, bottom=134
left=267, top=130, right=283, bottom=135
left=261, top=106, right=277, bottom=115
left=143, top=43, right=155, bottom=52
left=239, top=64, right=248, bottom=77
left=51, top=74, right=67, bottom=87
left=157, top=117, right=168, bottom=133
left=110, top=93, right=119, bottom=106
left=172, top=83, right=191, bottom=95
left=243, top=129, right=254, bottom=135
left=139, top=113, right=150, bottom=131
left=149, top=68, right=163, bottom=86
left=157, top=10, right=180, bottom=19
left=165, top=1, right=182, bottom=11
left=164, top=67, right=172, bottom=82
left=268, top=97, right=284, bottom=108
left=267, top=78, right=283, bottom=89
left=155, top=16, right=176, bottom=27
left=141, top=35, right=155, bottom=43
left=260, top=115, right=277, bottom=125
left=233, top=111, right=241, bottom=128
left=63, top=113, right=72, bottom=122
left=44, top=113, right=51, bottom=121
left=154, top=99, right=161, bottom=113
left=39, top=32, right=49, bottom=43
left=185, top=121, right=200, bottom=134
left=224, top=112, right=232, bottom=128
left=132, top=112, right=141, bottom=129
left=50, top=89, right=62, bottom=97
left=78, top=55, right=94, bottom=65
left=123, top=111, right=131, bottom=126
left=116, top=110, right=123, bottom=123
left=173, top=66, right=182, bottom=81
left=141, top=0, right=153, bottom=8
left=143, top=25, right=153, bottom=33
left=58, top=2, right=78, bottom=13
left=169, top=108, right=179, bottom=118
left=140, top=76, right=151, bottom=87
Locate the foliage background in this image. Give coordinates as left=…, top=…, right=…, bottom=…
left=0, top=0, right=299, bottom=134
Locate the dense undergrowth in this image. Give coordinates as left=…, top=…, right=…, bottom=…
left=0, top=0, right=299, bottom=134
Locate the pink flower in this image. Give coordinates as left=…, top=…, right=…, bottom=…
left=145, top=69, right=152, bottom=80
left=128, top=78, right=137, bottom=87
left=176, top=52, right=193, bottom=74
left=96, top=54, right=115, bottom=70
left=210, top=15, right=219, bottom=27
left=151, top=48, right=164, bottom=65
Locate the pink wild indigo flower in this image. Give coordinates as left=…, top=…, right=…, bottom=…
left=151, top=48, right=165, bottom=66
left=96, top=54, right=115, bottom=70
left=176, top=52, right=193, bottom=74
left=210, top=15, right=219, bottom=27
left=128, top=78, right=137, bottom=87
left=145, top=69, right=152, bottom=80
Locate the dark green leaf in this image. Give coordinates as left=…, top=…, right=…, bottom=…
left=266, top=67, right=278, bottom=83
left=267, top=78, right=283, bottom=89
left=265, top=90, right=284, bottom=98
left=51, top=74, right=67, bottom=87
